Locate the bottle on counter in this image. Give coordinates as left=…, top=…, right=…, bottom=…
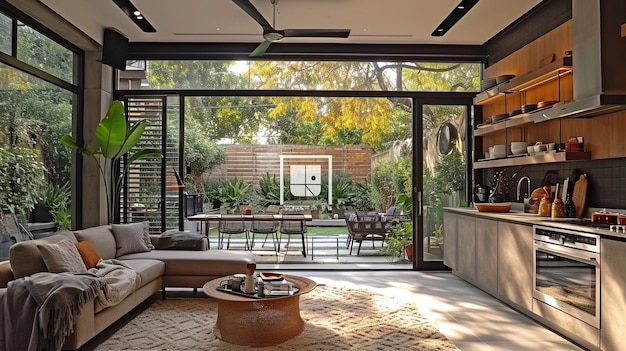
left=551, top=184, right=565, bottom=219
left=565, top=193, right=576, bottom=218
left=538, top=189, right=552, bottom=217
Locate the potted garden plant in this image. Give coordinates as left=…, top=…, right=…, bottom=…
left=384, top=220, right=414, bottom=261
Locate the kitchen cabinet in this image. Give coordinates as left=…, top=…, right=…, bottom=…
left=475, top=218, right=498, bottom=295
left=497, top=221, right=533, bottom=310
left=600, top=237, right=626, bottom=351
left=456, top=215, right=476, bottom=282
left=442, top=212, right=457, bottom=270
left=443, top=212, right=498, bottom=295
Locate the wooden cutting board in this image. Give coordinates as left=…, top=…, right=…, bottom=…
left=572, top=174, right=588, bottom=219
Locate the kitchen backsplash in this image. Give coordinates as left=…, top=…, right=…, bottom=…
left=481, top=157, right=626, bottom=210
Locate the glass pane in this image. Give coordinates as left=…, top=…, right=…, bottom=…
left=178, top=95, right=412, bottom=266
left=0, top=12, right=11, bottom=55
left=423, top=105, right=467, bottom=262
left=16, top=21, right=74, bottom=83
left=0, top=62, right=74, bottom=227
left=119, top=60, right=480, bottom=92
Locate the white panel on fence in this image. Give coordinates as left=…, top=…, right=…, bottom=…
left=290, top=165, right=321, bottom=197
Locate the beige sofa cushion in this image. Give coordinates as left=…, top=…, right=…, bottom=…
left=9, top=231, right=77, bottom=279
left=74, top=225, right=116, bottom=259
left=119, top=250, right=254, bottom=276
left=37, top=238, right=87, bottom=273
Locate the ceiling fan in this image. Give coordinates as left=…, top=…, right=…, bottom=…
left=232, top=0, right=351, bottom=57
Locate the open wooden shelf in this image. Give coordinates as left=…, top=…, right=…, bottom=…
left=474, top=56, right=573, bottom=105
left=474, top=113, right=535, bottom=136
left=473, top=151, right=591, bottom=169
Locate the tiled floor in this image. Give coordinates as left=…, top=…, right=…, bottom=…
left=272, top=269, right=585, bottom=351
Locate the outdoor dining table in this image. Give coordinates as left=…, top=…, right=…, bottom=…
left=187, top=213, right=312, bottom=249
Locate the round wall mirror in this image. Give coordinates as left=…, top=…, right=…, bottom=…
left=437, top=122, right=458, bottom=155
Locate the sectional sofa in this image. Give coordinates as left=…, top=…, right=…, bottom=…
left=0, top=223, right=255, bottom=350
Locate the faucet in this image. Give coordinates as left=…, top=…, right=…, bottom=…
left=517, top=176, right=531, bottom=201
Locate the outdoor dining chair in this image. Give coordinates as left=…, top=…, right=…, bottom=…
left=278, top=213, right=308, bottom=258
left=249, top=214, right=280, bottom=255
left=218, top=215, right=250, bottom=250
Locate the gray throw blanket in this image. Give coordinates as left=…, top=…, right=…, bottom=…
left=89, top=259, right=141, bottom=307
left=158, top=230, right=204, bottom=250
left=0, top=272, right=102, bottom=351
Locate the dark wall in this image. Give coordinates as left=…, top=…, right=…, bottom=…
left=483, top=158, right=626, bottom=210
left=485, top=0, right=572, bottom=67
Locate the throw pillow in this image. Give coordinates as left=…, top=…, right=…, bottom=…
left=136, top=221, right=155, bottom=249
left=75, top=240, right=102, bottom=269
left=111, top=222, right=151, bottom=257
left=37, top=238, right=88, bottom=273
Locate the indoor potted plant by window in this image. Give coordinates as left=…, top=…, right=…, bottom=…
left=61, top=100, right=161, bottom=223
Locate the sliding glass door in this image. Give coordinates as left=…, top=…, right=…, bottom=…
left=413, top=103, right=469, bottom=269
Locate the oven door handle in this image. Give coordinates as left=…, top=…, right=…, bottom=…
left=535, top=242, right=600, bottom=267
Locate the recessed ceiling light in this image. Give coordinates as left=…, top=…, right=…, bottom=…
left=112, top=0, right=156, bottom=33
left=431, top=0, right=479, bottom=37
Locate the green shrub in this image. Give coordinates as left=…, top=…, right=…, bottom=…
left=257, top=173, right=280, bottom=205
left=217, top=177, right=253, bottom=209
left=0, top=147, right=47, bottom=220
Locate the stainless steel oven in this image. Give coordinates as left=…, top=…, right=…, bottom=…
left=533, top=225, right=600, bottom=328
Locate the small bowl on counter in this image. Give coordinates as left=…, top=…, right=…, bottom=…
left=474, top=202, right=512, bottom=213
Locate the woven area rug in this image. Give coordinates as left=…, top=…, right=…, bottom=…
left=92, top=286, right=458, bottom=350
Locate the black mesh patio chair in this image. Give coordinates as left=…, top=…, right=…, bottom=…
left=278, top=213, right=308, bottom=257
left=218, top=215, right=250, bottom=250
left=249, top=214, right=280, bottom=255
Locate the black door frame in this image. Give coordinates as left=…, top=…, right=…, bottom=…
left=411, top=99, right=474, bottom=270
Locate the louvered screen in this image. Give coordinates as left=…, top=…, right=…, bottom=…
left=120, top=97, right=179, bottom=233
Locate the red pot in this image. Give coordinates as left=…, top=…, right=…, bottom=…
left=591, top=210, right=618, bottom=224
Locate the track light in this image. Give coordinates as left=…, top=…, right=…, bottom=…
left=431, top=0, right=479, bottom=37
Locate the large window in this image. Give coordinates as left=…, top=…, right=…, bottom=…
left=16, top=21, right=76, bottom=84
left=0, top=8, right=80, bottom=238
left=119, top=60, right=480, bottom=92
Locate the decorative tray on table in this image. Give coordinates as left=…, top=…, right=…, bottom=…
left=217, top=274, right=299, bottom=298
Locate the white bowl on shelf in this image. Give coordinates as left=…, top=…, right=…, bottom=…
left=533, top=144, right=547, bottom=153
left=511, top=142, right=530, bottom=155
left=527, top=146, right=535, bottom=155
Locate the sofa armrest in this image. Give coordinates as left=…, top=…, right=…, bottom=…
left=0, top=260, right=14, bottom=288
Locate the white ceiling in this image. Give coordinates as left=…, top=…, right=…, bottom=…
left=40, top=0, right=542, bottom=47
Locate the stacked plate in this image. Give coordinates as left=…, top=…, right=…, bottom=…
left=496, top=74, right=515, bottom=84
left=521, top=104, right=538, bottom=113
left=480, top=78, right=497, bottom=91
left=491, top=113, right=509, bottom=123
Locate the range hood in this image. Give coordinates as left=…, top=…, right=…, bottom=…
left=535, top=0, right=626, bottom=122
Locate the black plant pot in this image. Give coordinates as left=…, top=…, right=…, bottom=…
left=31, top=204, right=54, bottom=223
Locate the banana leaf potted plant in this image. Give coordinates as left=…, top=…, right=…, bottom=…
left=61, top=100, right=161, bottom=223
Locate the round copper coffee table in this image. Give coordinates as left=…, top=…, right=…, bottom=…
left=203, top=274, right=316, bottom=347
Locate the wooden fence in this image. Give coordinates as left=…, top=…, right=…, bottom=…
left=209, top=144, right=373, bottom=186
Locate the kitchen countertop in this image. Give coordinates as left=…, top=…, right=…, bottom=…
left=444, top=206, right=626, bottom=240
